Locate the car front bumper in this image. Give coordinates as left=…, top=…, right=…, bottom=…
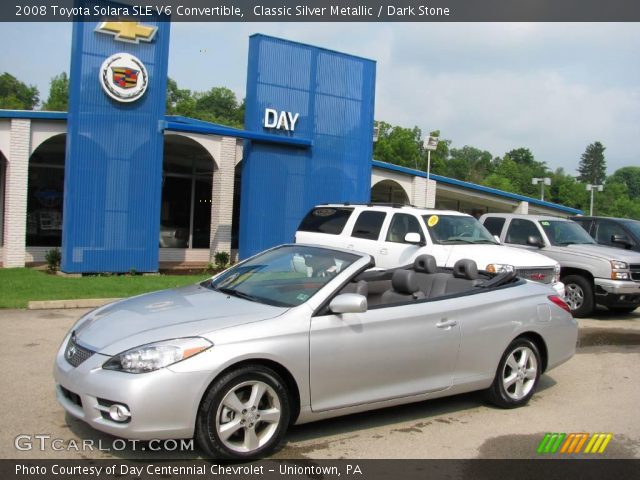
left=594, top=279, right=640, bottom=307
left=53, top=337, right=212, bottom=440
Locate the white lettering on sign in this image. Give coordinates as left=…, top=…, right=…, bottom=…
left=264, top=108, right=300, bottom=131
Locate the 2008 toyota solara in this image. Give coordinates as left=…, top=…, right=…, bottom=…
left=54, top=244, right=577, bottom=459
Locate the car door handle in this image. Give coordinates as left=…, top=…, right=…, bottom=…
left=379, top=248, right=388, bottom=255
left=436, top=319, right=458, bottom=329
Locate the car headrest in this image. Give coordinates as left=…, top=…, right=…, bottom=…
left=414, top=254, right=438, bottom=274
left=452, top=259, right=479, bottom=280
left=391, top=270, right=419, bottom=294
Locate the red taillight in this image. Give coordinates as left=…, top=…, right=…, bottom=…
left=548, top=295, right=572, bottom=315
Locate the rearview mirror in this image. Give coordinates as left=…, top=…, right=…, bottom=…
left=404, top=232, right=424, bottom=245
left=329, top=294, right=367, bottom=314
left=527, top=236, right=544, bottom=248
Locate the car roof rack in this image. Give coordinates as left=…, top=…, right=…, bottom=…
left=318, top=202, right=421, bottom=209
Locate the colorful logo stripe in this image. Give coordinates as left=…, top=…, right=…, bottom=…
left=537, top=433, right=613, bottom=454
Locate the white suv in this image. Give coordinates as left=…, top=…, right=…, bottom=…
left=295, top=204, right=564, bottom=296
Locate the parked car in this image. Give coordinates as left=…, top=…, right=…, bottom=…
left=159, top=224, right=189, bottom=248
left=571, top=216, right=640, bottom=253
left=480, top=213, right=640, bottom=317
left=54, top=244, right=577, bottom=459
left=295, top=204, right=564, bottom=296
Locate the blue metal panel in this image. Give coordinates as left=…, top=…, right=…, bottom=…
left=239, top=35, right=376, bottom=258
left=61, top=1, right=170, bottom=272
left=0, top=110, right=67, bottom=120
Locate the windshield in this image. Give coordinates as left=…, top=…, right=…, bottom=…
left=423, top=214, right=498, bottom=244
left=539, top=220, right=596, bottom=246
left=203, top=245, right=360, bottom=307
left=622, top=219, right=640, bottom=239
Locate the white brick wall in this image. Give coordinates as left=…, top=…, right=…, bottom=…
left=3, top=119, right=30, bottom=268
left=209, top=137, right=241, bottom=259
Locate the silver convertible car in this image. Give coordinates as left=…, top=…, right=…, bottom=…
left=54, top=244, right=577, bottom=459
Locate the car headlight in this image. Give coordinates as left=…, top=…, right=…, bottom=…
left=103, top=337, right=212, bottom=374
left=486, top=263, right=515, bottom=274
left=610, top=260, right=631, bottom=280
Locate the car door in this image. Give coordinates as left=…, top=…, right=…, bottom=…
left=504, top=218, right=546, bottom=250
left=377, top=213, right=427, bottom=268
left=594, top=219, right=635, bottom=250
left=309, top=299, right=461, bottom=412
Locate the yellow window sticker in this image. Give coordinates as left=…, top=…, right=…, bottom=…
left=427, top=215, right=439, bottom=227
left=540, top=221, right=550, bottom=226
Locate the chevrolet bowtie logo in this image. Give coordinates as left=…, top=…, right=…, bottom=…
left=95, top=21, right=157, bottom=43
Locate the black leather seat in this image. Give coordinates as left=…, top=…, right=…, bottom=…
left=443, top=259, right=483, bottom=294
left=381, top=270, right=425, bottom=304
left=413, top=254, right=449, bottom=297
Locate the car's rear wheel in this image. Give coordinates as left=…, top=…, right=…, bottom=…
left=487, top=338, right=541, bottom=408
left=196, top=365, right=290, bottom=459
left=562, top=274, right=594, bottom=317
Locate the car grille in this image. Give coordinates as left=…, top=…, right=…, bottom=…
left=64, top=334, right=94, bottom=367
left=630, top=264, right=640, bottom=281
left=516, top=267, right=555, bottom=284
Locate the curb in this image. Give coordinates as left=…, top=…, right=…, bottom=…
left=27, top=298, right=122, bottom=310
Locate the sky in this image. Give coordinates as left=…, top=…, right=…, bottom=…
left=1, top=21, right=639, bottom=176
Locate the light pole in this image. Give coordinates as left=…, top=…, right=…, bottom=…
left=532, top=177, right=551, bottom=201
left=423, top=136, right=439, bottom=207
left=586, top=184, right=603, bottom=216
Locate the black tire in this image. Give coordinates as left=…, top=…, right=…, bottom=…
left=561, top=274, right=594, bottom=317
left=607, top=306, right=637, bottom=315
left=196, top=365, right=290, bottom=459
left=486, top=338, right=542, bottom=409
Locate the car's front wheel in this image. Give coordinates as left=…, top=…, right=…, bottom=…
left=196, top=365, right=290, bottom=459
left=486, top=338, right=541, bottom=408
left=562, top=274, right=594, bottom=317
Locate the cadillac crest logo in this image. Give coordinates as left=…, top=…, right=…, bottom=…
left=99, top=53, right=148, bottom=103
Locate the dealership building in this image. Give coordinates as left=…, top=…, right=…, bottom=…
left=0, top=15, right=582, bottom=272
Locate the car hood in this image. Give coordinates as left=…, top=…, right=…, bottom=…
left=544, top=243, right=640, bottom=263
left=443, top=244, right=556, bottom=269
left=72, top=284, right=288, bottom=355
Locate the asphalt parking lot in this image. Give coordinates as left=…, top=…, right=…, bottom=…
left=1, top=307, right=638, bottom=460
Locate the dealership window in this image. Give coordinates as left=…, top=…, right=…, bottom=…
left=27, top=134, right=66, bottom=247
left=162, top=137, right=214, bottom=249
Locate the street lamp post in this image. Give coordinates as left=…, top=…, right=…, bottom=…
left=586, top=184, right=603, bottom=216
left=532, top=177, right=551, bottom=201
left=423, top=136, right=439, bottom=207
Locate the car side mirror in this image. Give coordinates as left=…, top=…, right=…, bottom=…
left=493, top=235, right=501, bottom=244
left=527, top=235, right=544, bottom=248
left=612, top=234, right=632, bottom=248
left=404, top=232, right=425, bottom=245
left=329, top=294, right=367, bottom=314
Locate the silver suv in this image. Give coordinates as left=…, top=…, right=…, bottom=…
left=480, top=213, right=640, bottom=317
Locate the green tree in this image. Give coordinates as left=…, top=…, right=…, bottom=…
left=577, top=141, right=607, bottom=185
left=165, top=77, right=196, bottom=116
left=0, top=72, right=39, bottom=109
left=447, top=146, right=493, bottom=183
left=373, top=121, right=424, bottom=170
left=42, top=72, right=69, bottom=111
left=608, top=166, right=640, bottom=200
left=193, top=86, right=244, bottom=127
